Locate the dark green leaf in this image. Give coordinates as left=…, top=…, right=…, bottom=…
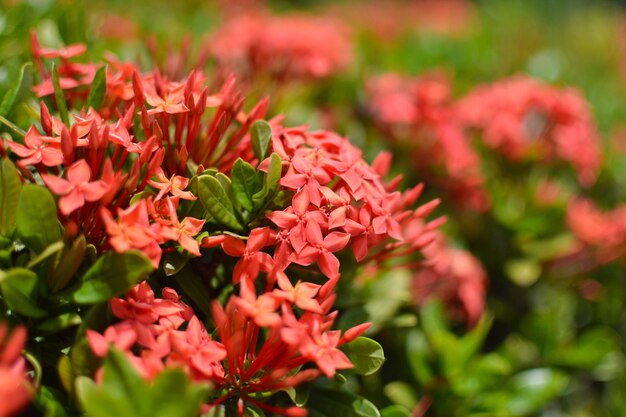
left=49, top=235, right=86, bottom=291
left=36, top=386, right=69, bottom=417
left=0, top=158, right=23, bottom=236
left=250, top=120, right=272, bottom=162
left=174, top=265, right=213, bottom=317
left=27, top=241, right=64, bottom=269
left=71, top=251, right=153, bottom=304
left=308, top=387, right=380, bottom=417
left=16, top=184, right=62, bottom=253
left=37, top=312, right=81, bottom=334
left=198, top=175, right=244, bottom=231
left=341, top=337, right=385, bottom=376
left=0, top=267, right=46, bottom=318
left=87, top=65, right=107, bottom=111
left=51, top=63, right=69, bottom=125
left=163, top=251, right=189, bottom=276
left=0, top=63, right=31, bottom=117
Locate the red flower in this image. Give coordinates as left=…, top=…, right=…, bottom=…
left=5, top=126, right=63, bottom=167
left=42, top=159, right=109, bottom=215
left=101, top=200, right=162, bottom=267
left=148, top=169, right=196, bottom=201
left=0, top=324, right=31, bottom=417
left=222, top=227, right=275, bottom=283
left=290, top=221, right=350, bottom=279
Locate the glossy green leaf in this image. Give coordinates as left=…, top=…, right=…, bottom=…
left=0, top=267, right=46, bottom=318
left=87, top=65, right=107, bottom=111
left=71, top=251, right=153, bottom=304
left=0, top=62, right=31, bottom=117
left=341, top=337, right=385, bottom=376
left=16, top=184, right=63, bottom=253
left=250, top=119, right=272, bottom=162
left=0, top=158, right=23, bottom=236
left=252, top=152, right=282, bottom=205
left=231, top=158, right=263, bottom=212
left=51, top=63, right=69, bottom=125
left=198, top=174, right=244, bottom=231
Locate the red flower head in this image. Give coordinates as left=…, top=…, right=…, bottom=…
left=0, top=324, right=31, bottom=417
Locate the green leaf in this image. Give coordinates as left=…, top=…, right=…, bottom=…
left=250, top=120, right=272, bottom=162
left=163, top=251, right=189, bottom=276
left=231, top=158, right=263, bottom=212
left=406, top=329, right=436, bottom=386
left=37, top=312, right=81, bottom=334
left=0, top=62, right=31, bottom=117
left=308, top=388, right=380, bottom=417
left=16, top=184, right=63, bottom=253
left=0, top=158, right=23, bottom=236
left=481, top=368, right=569, bottom=416
left=77, top=349, right=209, bottom=417
left=252, top=152, right=282, bottom=205
left=174, top=265, right=212, bottom=316
left=51, top=63, right=69, bottom=125
left=0, top=267, right=47, bottom=317
left=71, top=251, right=153, bottom=304
left=198, top=175, right=244, bottom=232
left=27, top=240, right=64, bottom=269
left=383, top=382, right=418, bottom=410
left=341, top=337, right=385, bottom=376
left=49, top=235, right=86, bottom=291
left=380, top=406, right=411, bottom=417
left=36, top=386, right=69, bottom=417
left=87, top=65, right=107, bottom=111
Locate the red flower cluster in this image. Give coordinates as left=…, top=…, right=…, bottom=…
left=88, top=279, right=369, bottom=416
left=0, top=324, right=31, bottom=417
left=366, top=73, right=489, bottom=211
left=5, top=37, right=445, bottom=415
left=458, top=75, right=601, bottom=187
left=208, top=12, right=352, bottom=82
left=5, top=36, right=271, bottom=266
left=412, top=237, right=487, bottom=325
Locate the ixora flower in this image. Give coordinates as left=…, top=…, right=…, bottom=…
left=0, top=324, right=31, bottom=417
left=0, top=38, right=443, bottom=417
left=567, top=198, right=626, bottom=264
left=457, top=75, right=601, bottom=187
left=208, top=12, right=352, bottom=82
left=365, top=72, right=489, bottom=212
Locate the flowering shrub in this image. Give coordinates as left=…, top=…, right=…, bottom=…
left=0, top=31, right=441, bottom=416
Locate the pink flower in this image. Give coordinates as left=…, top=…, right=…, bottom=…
left=290, top=221, right=350, bottom=279
left=5, top=126, right=63, bottom=167
left=0, top=324, right=31, bottom=417
left=42, top=159, right=109, bottom=215
left=221, top=227, right=275, bottom=283
left=300, top=326, right=353, bottom=377
left=101, top=200, right=162, bottom=268
left=148, top=169, right=196, bottom=201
